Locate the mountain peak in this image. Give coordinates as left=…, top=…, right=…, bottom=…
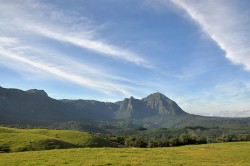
left=26, top=89, right=48, bottom=97
left=151, top=92, right=164, bottom=95
left=144, top=92, right=170, bottom=101
left=142, top=92, right=186, bottom=116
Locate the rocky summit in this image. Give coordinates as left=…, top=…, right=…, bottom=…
left=115, top=93, right=187, bottom=119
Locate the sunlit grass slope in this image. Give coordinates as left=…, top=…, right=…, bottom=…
left=0, top=126, right=117, bottom=152
left=0, top=142, right=249, bottom=165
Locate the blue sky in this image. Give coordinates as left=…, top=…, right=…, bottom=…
left=0, top=0, right=250, bottom=117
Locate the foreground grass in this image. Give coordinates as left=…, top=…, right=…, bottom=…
left=0, top=142, right=249, bottom=165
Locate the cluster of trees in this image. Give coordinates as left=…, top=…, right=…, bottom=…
left=107, top=134, right=207, bottom=148
left=106, top=133, right=250, bottom=148
left=215, top=134, right=250, bottom=143
left=2, top=123, right=250, bottom=148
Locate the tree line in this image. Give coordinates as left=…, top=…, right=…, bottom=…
left=105, top=133, right=250, bottom=148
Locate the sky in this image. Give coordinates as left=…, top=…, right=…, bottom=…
left=0, top=0, right=250, bottom=117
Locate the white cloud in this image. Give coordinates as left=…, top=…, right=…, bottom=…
left=170, top=0, right=250, bottom=70
left=0, top=1, right=156, bottom=97
left=0, top=37, right=19, bottom=46
left=0, top=37, right=137, bottom=96
left=202, top=110, right=250, bottom=118
left=0, top=0, right=151, bottom=68
left=25, top=25, right=149, bottom=67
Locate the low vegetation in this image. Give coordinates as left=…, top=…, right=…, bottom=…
left=0, top=142, right=249, bottom=165
left=103, top=126, right=250, bottom=148
left=1, top=125, right=250, bottom=152
left=1, top=126, right=249, bottom=165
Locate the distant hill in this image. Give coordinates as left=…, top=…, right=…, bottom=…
left=0, top=86, right=249, bottom=130
left=0, top=86, right=187, bottom=122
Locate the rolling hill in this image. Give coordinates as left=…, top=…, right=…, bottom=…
left=0, top=126, right=117, bottom=152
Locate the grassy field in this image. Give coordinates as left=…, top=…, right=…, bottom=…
left=0, top=142, right=249, bottom=165
left=0, top=126, right=117, bottom=152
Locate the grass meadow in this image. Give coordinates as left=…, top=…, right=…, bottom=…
left=0, top=142, right=249, bottom=165
left=0, top=126, right=117, bottom=152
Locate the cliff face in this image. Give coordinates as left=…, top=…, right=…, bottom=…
left=142, top=93, right=187, bottom=116
left=114, top=93, right=187, bottom=119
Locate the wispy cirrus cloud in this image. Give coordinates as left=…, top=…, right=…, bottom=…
left=169, top=0, right=250, bottom=70
left=0, top=0, right=150, bottom=67
left=25, top=25, right=149, bottom=67
left=0, top=0, right=153, bottom=97
left=0, top=37, right=136, bottom=96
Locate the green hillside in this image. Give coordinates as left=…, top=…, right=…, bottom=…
left=0, top=126, right=117, bottom=152
left=0, top=142, right=249, bottom=165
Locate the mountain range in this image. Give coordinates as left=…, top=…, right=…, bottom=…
left=0, top=86, right=249, bottom=129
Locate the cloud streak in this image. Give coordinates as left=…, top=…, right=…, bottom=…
left=0, top=37, right=136, bottom=96
left=0, top=0, right=150, bottom=67
left=25, top=25, right=149, bottom=67
left=170, top=0, right=250, bottom=70
left=0, top=0, right=154, bottom=97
